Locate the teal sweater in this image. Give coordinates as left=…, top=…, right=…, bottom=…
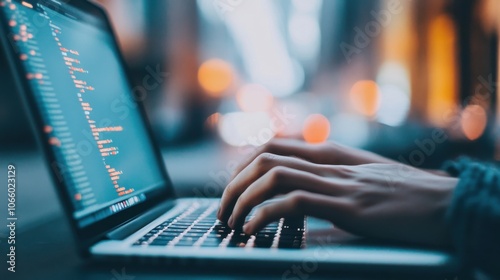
left=443, top=158, right=500, bottom=278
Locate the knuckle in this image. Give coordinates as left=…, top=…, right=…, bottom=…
left=223, top=185, right=239, bottom=202
left=333, top=166, right=355, bottom=178
left=312, top=142, right=333, bottom=163
left=288, top=190, right=309, bottom=208
left=255, top=153, right=276, bottom=168
left=224, top=184, right=234, bottom=197
left=255, top=141, right=274, bottom=157
left=268, top=166, right=288, bottom=184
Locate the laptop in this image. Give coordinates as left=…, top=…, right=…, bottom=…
left=0, top=0, right=457, bottom=275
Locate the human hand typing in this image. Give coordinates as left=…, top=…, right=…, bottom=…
left=217, top=140, right=457, bottom=246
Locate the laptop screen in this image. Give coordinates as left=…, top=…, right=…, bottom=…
left=1, top=0, right=167, bottom=228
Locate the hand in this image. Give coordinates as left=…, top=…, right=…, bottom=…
left=231, top=139, right=397, bottom=176
left=231, top=139, right=450, bottom=182
left=217, top=153, right=458, bottom=246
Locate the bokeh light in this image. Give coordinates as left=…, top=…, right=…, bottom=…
left=236, top=84, right=274, bottom=112
left=218, top=112, right=275, bottom=147
left=349, top=80, right=380, bottom=118
left=377, top=85, right=410, bottom=126
left=288, top=14, right=321, bottom=61
left=223, top=0, right=302, bottom=97
left=49, top=137, right=61, bottom=147
left=198, top=59, right=233, bottom=97
left=21, top=1, right=33, bottom=9
left=330, top=113, right=369, bottom=147
left=376, top=62, right=411, bottom=93
left=43, top=125, right=53, bottom=134
left=273, top=99, right=308, bottom=138
left=376, top=62, right=411, bottom=126
left=205, top=112, right=221, bottom=130
left=427, top=15, right=457, bottom=127
left=461, top=105, right=487, bottom=141
left=291, top=0, right=324, bottom=13
left=302, top=114, right=330, bottom=144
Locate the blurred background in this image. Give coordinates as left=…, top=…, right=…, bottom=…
left=2, top=1, right=500, bottom=273
left=2, top=0, right=500, bottom=168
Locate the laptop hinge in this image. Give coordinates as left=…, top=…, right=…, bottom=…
left=106, top=199, right=177, bottom=240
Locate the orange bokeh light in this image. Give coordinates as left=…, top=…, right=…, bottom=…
left=205, top=112, right=221, bottom=129
left=236, top=84, right=274, bottom=113
left=349, top=80, right=380, bottom=117
left=49, top=137, right=61, bottom=147
left=302, top=114, right=331, bottom=144
left=461, top=105, right=487, bottom=141
left=427, top=15, right=457, bottom=127
left=198, top=59, right=233, bottom=97
left=21, top=1, right=33, bottom=9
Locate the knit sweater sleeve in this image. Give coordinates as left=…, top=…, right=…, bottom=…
left=442, top=158, right=500, bottom=278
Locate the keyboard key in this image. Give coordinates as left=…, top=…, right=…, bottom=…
left=175, top=240, right=197, bottom=246
left=155, top=235, right=177, bottom=241
left=160, top=231, right=180, bottom=236
left=200, top=242, right=221, bottom=247
left=164, top=228, right=186, bottom=233
left=150, top=239, right=170, bottom=246
left=132, top=204, right=305, bottom=249
left=258, top=229, right=278, bottom=234
left=256, top=233, right=274, bottom=239
left=183, top=232, right=205, bottom=238
left=215, top=229, right=231, bottom=234
left=254, top=238, right=273, bottom=248
left=205, top=232, right=224, bottom=237
left=196, top=222, right=213, bottom=228
left=167, top=225, right=190, bottom=230
left=171, top=222, right=193, bottom=226
left=227, top=241, right=247, bottom=248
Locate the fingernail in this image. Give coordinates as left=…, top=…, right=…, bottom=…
left=228, top=216, right=234, bottom=228
left=242, top=224, right=250, bottom=234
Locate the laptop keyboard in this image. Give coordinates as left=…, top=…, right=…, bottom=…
left=133, top=202, right=305, bottom=249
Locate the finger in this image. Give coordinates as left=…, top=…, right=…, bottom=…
left=228, top=166, right=349, bottom=228
left=242, top=190, right=351, bottom=235
left=218, top=153, right=331, bottom=221
left=231, top=139, right=326, bottom=181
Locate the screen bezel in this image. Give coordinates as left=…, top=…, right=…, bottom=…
left=0, top=0, right=175, bottom=254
